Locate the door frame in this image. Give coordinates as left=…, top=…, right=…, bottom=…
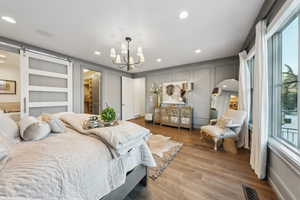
left=81, top=67, right=102, bottom=114
left=80, top=66, right=103, bottom=114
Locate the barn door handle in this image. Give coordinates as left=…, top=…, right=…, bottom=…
left=23, top=97, right=27, bottom=113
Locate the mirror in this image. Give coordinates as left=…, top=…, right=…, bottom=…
left=210, top=79, right=239, bottom=122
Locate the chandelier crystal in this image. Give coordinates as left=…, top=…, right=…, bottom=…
left=110, top=37, right=145, bottom=71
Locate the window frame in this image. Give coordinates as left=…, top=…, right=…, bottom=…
left=269, top=13, right=300, bottom=156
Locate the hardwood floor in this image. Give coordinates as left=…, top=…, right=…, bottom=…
left=125, top=118, right=277, bottom=200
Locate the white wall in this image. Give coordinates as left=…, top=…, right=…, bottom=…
left=133, top=77, right=146, bottom=117
left=0, top=63, right=20, bottom=102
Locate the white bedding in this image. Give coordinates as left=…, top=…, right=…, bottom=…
left=0, top=128, right=155, bottom=200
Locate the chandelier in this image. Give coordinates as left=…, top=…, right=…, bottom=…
left=110, top=37, right=145, bottom=71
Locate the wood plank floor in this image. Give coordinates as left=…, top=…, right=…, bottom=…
left=125, top=118, right=277, bottom=200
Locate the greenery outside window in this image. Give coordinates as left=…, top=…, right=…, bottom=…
left=269, top=15, right=300, bottom=151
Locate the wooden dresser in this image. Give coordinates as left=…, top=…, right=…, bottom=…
left=153, top=106, right=193, bottom=130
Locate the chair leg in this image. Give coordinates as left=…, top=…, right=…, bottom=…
left=213, top=137, right=219, bottom=151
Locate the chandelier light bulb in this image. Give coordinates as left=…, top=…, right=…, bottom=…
left=137, top=47, right=143, bottom=56
left=115, top=54, right=122, bottom=64
left=110, top=48, right=116, bottom=58
left=129, top=56, right=134, bottom=65
left=139, top=55, right=145, bottom=63
left=121, top=43, right=127, bottom=54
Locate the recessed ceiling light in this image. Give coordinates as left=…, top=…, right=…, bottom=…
left=1, top=16, right=16, bottom=24
left=179, top=11, right=189, bottom=19
left=223, top=85, right=227, bottom=88
left=0, top=60, right=5, bottom=64
left=195, top=49, right=202, bottom=54
left=0, top=54, right=6, bottom=58
left=156, top=58, right=162, bottom=62
left=94, top=51, right=101, bottom=55
left=83, top=69, right=90, bottom=72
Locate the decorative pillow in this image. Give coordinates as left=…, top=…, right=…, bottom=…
left=0, top=114, right=20, bottom=143
left=216, top=116, right=233, bottom=129
left=39, top=114, right=65, bottom=133
left=19, top=116, right=51, bottom=141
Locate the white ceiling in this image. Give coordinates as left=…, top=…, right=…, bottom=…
left=0, top=0, right=264, bottom=73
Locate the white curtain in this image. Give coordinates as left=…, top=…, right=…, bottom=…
left=238, top=51, right=251, bottom=149
left=250, top=20, right=269, bottom=179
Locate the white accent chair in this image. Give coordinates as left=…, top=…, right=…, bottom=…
left=201, top=110, right=247, bottom=151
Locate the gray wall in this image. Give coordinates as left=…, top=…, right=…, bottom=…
left=134, top=56, right=239, bottom=128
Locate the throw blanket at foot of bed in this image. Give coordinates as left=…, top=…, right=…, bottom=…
left=60, top=113, right=153, bottom=158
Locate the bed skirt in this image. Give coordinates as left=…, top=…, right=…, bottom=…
left=100, top=165, right=147, bottom=200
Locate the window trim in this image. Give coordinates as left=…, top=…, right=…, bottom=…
left=268, top=13, right=300, bottom=165
left=268, top=138, right=300, bottom=176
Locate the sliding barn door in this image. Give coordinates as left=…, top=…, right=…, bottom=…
left=20, top=50, right=72, bottom=117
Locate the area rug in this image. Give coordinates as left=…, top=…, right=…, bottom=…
left=147, top=134, right=183, bottom=180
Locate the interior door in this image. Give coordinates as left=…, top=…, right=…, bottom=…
left=20, top=50, right=73, bottom=117
left=121, top=76, right=134, bottom=120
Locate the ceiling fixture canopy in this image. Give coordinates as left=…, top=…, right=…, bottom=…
left=110, top=37, right=145, bottom=71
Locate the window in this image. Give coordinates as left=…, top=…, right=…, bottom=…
left=247, top=56, right=255, bottom=126
left=269, top=16, right=300, bottom=150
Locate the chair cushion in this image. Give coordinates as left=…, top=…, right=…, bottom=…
left=201, top=125, right=237, bottom=138
left=0, top=114, right=20, bottom=143
left=216, top=116, right=232, bottom=129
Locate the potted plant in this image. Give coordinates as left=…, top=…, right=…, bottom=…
left=100, top=107, right=117, bottom=126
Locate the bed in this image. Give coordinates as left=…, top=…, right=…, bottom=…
left=0, top=125, right=154, bottom=200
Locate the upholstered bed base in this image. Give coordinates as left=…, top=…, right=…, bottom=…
left=100, top=165, right=147, bottom=200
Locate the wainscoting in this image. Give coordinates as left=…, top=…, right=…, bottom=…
left=134, top=56, right=239, bottom=128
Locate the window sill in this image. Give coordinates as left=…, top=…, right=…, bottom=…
left=268, top=138, right=300, bottom=176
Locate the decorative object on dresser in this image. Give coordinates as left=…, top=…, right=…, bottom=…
left=153, top=106, right=193, bottom=130
left=153, top=107, right=161, bottom=124
left=162, top=81, right=193, bottom=104
left=150, top=83, right=162, bottom=108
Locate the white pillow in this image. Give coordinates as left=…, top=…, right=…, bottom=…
left=0, top=114, right=20, bottom=143
left=216, top=116, right=233, bottom=129
left=19, top=116, right=51, bottom=141
left=39, top=113, right=65, bottom=133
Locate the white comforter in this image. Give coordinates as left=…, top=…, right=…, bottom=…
left=60, top=113, right=150, bottom=156
left=0, top=128, right=156, bottom=200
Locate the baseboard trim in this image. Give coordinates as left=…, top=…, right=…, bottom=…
left=268, top=168, right=296, bottom=200
left=269, top=175, right=284, bottom=200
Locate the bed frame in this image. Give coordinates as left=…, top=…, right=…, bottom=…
left=100, top=165, right=147, bottom=200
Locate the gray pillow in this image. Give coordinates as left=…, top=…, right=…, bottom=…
left=19, top=116, right=51, bottom=141
left=0, top=114, right=20, bottom=143
left=48, top=118, right=65, bottom=133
